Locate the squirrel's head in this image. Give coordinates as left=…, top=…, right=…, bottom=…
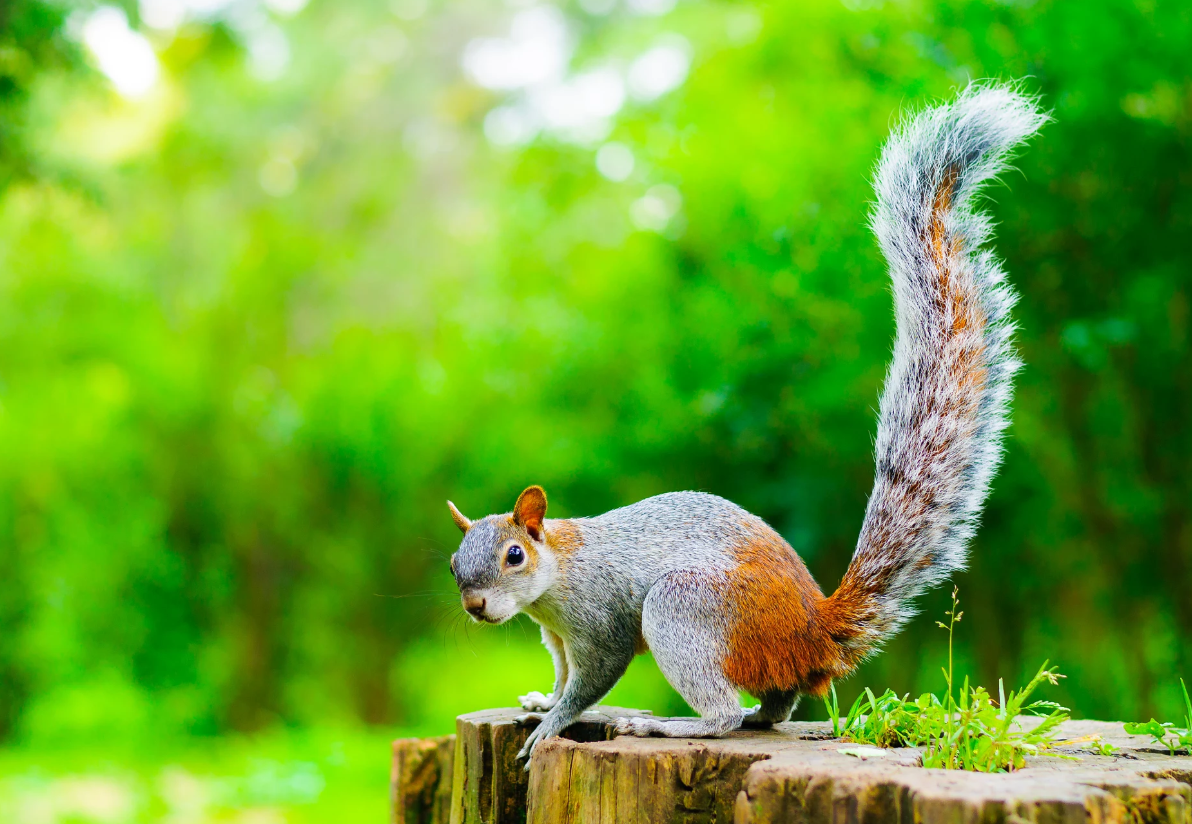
left=446, top=486, right=559, bottom=624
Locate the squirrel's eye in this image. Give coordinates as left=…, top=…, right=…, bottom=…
left=505, top=545, right=525, bottom=566
left=449, top=555, right=457, bottom=576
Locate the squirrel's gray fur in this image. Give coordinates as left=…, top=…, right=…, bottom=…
left=447, top=83, right=1047, bottom=763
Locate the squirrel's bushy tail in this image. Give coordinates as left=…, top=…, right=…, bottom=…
left=821, top=84, right=1047, bottom=671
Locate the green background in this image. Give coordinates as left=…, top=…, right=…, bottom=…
left=0, top=0, right=1188, bottom=819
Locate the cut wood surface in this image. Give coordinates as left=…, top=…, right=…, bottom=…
left=391, top=708, right=1192, bottom=824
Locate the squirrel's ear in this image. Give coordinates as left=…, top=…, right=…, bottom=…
left=447, top=501, right=472, bottom=534
left=512, top=485, right=547, bottom=542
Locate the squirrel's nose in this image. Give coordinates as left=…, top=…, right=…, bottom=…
left=462, top=592, right=486, bottom=618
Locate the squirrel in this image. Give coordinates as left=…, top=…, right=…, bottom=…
left=446, top=83, right=1047, bottom=763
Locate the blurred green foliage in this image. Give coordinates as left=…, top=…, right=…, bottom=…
left=0, top=0, right=78, bottom=187
left=0, top=0, right=1188, bottom=766
left=0, top=726, right=393, bottom=821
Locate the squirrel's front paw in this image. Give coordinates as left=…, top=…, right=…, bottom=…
left=613, top=716, right=659, bottom=737
left=514, top=712, right=544, bottom=726
left=516, top=719, right=557, bottom=767
left=518, top=691, right=556, bottom=712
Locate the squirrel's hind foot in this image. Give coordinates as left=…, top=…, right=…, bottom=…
left=739, top=703, right=779, bottom=729
left=613, top=714, right=742, bottom=738
left=613, top=716, right=657, bottom=736
left=740, top=690, right=801, bottom=727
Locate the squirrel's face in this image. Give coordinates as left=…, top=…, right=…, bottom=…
left=446, top=486, right=558, bottom=625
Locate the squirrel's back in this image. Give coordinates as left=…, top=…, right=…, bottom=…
left=578, top=491, right=812, bottom=580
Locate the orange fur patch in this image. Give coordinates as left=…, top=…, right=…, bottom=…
left=544, top=519, right=583, bottom=556
left=933, top=171, right=988, bottom=418
left=929, top=169, right=987, bottom=360
left=635, top=628, right=650, bottom=656
left=722, top=520, right=841, bottom=695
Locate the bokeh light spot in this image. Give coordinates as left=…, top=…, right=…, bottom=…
left=627, top=35, right=691, bottom=101
left=596, top=142, right=635, bottom=181
left=139, top=0, right=187, bottom=31
left=630, top=183, right=682, bottom=232
left=462, top=6, right=571, bottom=91
left=81, top=6, right=160, bottom=99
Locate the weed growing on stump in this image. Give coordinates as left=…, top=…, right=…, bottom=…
left=1124, top=680, right=1192, bottom=755
left=823, top=588, right=1070, bottom=772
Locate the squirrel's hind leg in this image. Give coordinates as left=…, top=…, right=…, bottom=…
left=615, top=571, right=745, bottom=739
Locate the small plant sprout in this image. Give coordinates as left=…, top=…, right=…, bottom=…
left=1123, top=679, right=1192, bottom=755
left=1086, top=736, right=1119, bottom=756
left=822, top=588, right=1071, bottom=772
left=824, top=681, right=843, bottom=738
left=935, top=586, right=963, bottom=750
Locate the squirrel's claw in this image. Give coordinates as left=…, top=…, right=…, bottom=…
left=516, top=721, right=551, bottom=768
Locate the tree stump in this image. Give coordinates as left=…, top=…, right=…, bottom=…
left=391, top=709, right=1192, bottom=824
left=392, top=735, right=455, bottom=824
